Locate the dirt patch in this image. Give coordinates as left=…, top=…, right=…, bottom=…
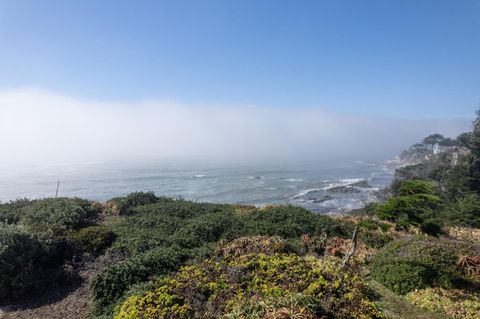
left=0, top=283, right=91, bottom=319
left=0, top=255, right=115, bottom=319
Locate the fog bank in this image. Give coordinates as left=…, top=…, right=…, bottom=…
left=0, top=88, right=471, bottom=168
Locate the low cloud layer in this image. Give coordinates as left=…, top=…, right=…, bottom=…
left=0, top=88, right=472, bottom=168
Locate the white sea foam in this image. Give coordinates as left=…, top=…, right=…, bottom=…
left=322, top=178, right=374, bottom=190
left=338, top=178, right=365, bottom=184
left=294, top=178, right=372, bottom=198
left=292, top=188, right=322, bottom=198
left=318, top=198, right=338, bottom=206
left=281, top=178, right=303, bottom=182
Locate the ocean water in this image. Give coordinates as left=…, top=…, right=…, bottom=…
left=0, top=160, right=395, bottom=213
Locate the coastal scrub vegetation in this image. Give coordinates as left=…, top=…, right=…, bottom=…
left=0, top=197, right=101, bottom=300
left=90, top=201, right=354, bottom=315
left=114, top=252, right=384, bottom=319
left=0, top=223, right=43, bottom=299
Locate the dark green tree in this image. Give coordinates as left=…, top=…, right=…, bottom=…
left=422, top=133, right=445, bottom=145
left=375, top=180, right=442, bottom=235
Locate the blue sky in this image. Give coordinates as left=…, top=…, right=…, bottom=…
left=0, top=0, right=479, bottom=117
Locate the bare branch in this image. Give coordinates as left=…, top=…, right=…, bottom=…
left=342, top=226, right=358, bottom=270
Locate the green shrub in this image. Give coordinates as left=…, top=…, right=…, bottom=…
left=370, top=237, right=469, bottom=294
left=376, top=194, right=440, bottom=224
left=19, top=198, right=98, bottom=235
left=440, top=193, right=480, bottom=228
left=172, top=212, right=236, bottom=248
left=438, top=160, right=471, bottom=203
left=357, top=218, right=380, bottom=230
left=90, top=246, right=190, bottom=312
left=67, top=226, right=116, bottom=254
left=113, top=192, right=160, bottom=215
left=374, top=262, right=432, bottom=295
left=108, top=200, right=236, bottom=255
left=419, top=220, right=442, bottom=236
left=0, top=198, right=34, bottom=224
left=0, top=223, right=42, bottom=299
left=358, top=230, right=393, bottom=249
left=235, top=205, right=353, bottom=239
left=378, top=222, right=392, bottom=232
left=357, top=218, right=392, bottom=233
left=398, top=180, right=436, bottom=196
left=375, top=180, right=441, bottom=232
